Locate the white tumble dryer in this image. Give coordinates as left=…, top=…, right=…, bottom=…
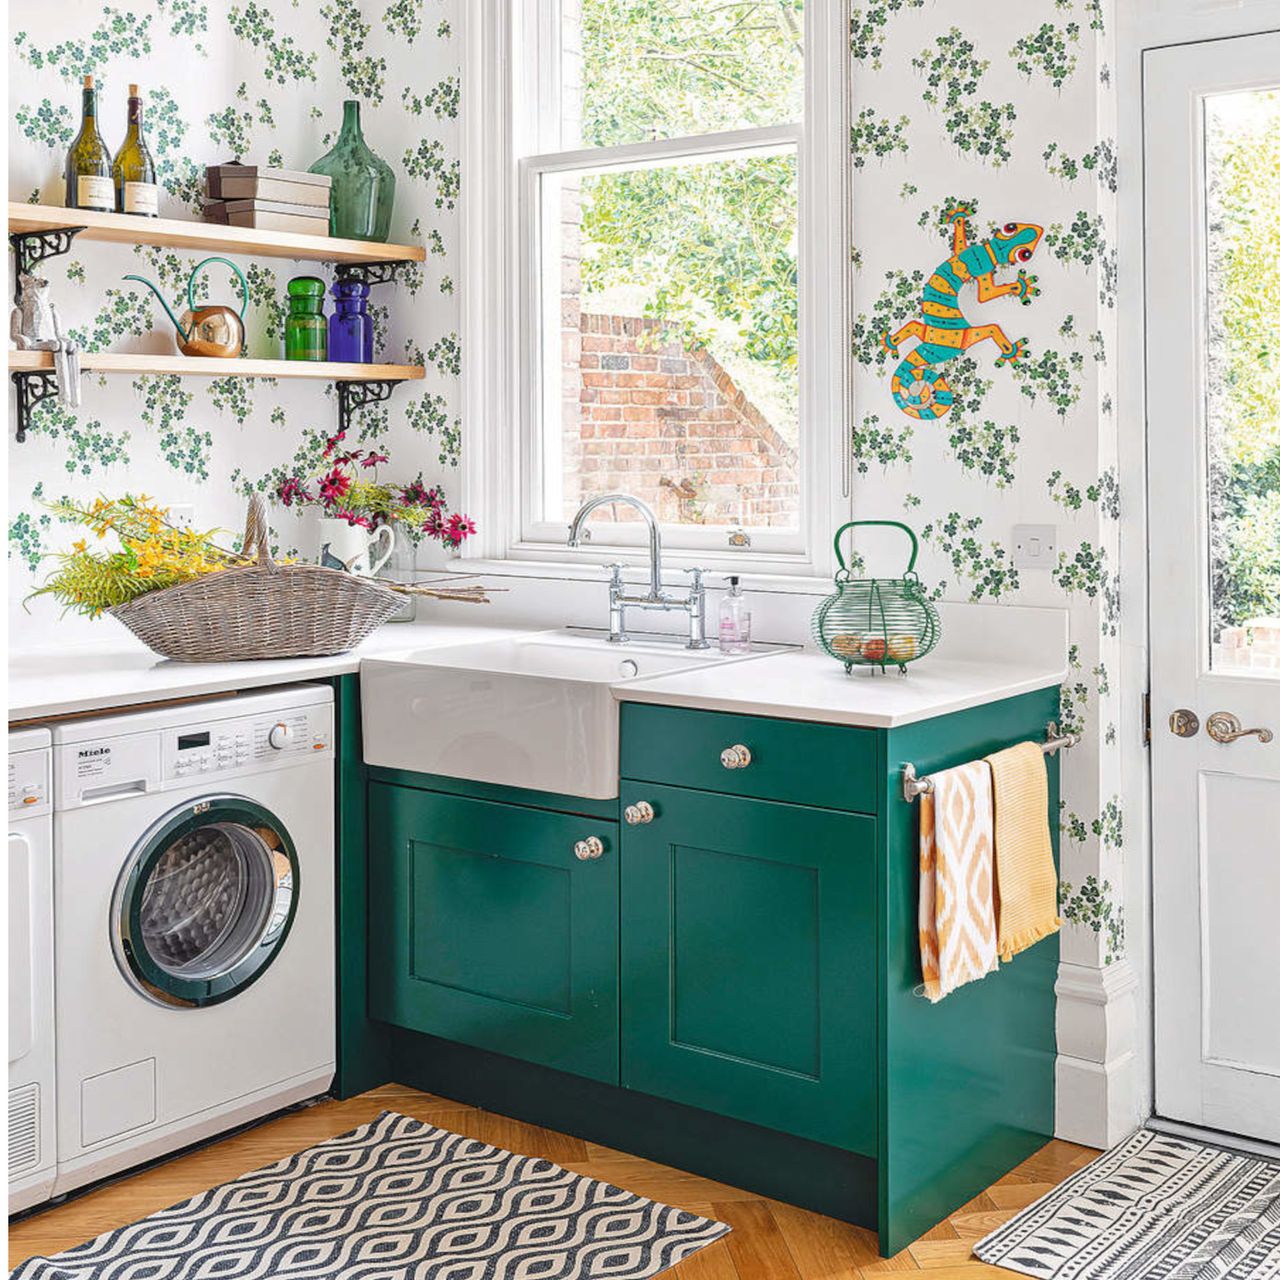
left=9, top=726, right=56, bottom=1212
left=51, top=684, right=336, bottom=1197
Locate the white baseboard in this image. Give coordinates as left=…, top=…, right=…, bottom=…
left=1055, top=959, right=1142, bottom=1147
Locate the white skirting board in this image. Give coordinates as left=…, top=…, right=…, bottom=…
left=1055, top=959, right=1142, bottom=1148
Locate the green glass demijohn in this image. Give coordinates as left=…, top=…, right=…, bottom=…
left=308, top=100, right=395, bottom=243
left=285, top=276, right=327, bottom=361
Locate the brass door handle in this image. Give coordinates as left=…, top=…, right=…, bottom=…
left=1206, top=711, right=1274, bottom=744
left=1169, top=709, right=1200, bottom=738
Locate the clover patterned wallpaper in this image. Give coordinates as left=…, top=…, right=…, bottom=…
left=7, top=0, right=463, bottom=630
left=7, top=0, right=1125, bottom=972
left=848, top=0, right=1123, bottom=971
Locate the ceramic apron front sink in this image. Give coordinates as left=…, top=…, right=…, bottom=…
left=359, top=630, right=767, bottom=799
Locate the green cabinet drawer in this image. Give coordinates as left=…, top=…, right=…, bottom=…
left=620, top=783, right=877, bottom=1155
left=368, top=783, right=620, bottom=1083
left=621, top=703, right=879, bottom=813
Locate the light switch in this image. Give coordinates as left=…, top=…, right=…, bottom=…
left=1012, top=524, right=1057, bottom=569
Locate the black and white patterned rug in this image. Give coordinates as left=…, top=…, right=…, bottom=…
left=974, top=1127, right=1280, bottom=1279
left=11, top=1111, right=731, bottom=1280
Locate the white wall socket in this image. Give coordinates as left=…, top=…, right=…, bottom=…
left=169, top=504, right=196, bottom=530
left=1012, top=524, right=1057, bottom=569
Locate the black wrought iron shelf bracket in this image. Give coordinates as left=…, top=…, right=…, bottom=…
left=10, top=225, right=86, bottom=303
left=336, top=379, right=399, bottom=435
left=332, top=259, right=412, bottom=289
left=10, top=370, right=61, bottom=443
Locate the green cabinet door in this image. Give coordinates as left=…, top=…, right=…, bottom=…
left=368, top=783, right=620, bottom=1084
left=620, top=783, right=877, bottom=1154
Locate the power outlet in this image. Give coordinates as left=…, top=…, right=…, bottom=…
left=1012, top=524, right=1057, bottom=570
left=169, top=504, right=196, bottom=530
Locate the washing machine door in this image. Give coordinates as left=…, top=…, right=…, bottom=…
left=112, top=796, right=300, bottom=1008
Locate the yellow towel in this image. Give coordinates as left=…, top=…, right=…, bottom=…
left=918, top=760, right=999, bottom=1002
left=985, top=741, right=1061, bottom=960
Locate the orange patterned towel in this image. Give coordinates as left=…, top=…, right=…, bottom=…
left=918, top=760, right=999, bottom=1002
left=986, top=741, right=1061, bottom=960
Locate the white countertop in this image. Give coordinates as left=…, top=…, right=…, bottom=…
left=9, top=622, right=1065, bottom=729
left=614, top=650, right=1067, bottom=728
left=6, top=622, right=527, bottom=723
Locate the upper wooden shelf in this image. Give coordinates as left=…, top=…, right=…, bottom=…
left=8, top=351, right=424, bottom=382
left=8, top=203, right=426, bottom=266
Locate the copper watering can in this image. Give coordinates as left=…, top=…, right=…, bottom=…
left=123, top=256, right=249, bottom=358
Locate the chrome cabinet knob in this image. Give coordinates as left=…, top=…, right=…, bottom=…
left=720, top=744, right=752, bottom=769
left=1206, top=711, right=1273, bottom=744
left=1169, top=709, right=1199, bottom=738
left=573, top=835, right=605, bottom=861
left=624, top=801, right=655, bottom=825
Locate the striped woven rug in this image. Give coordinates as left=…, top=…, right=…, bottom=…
left=975, top=1127, right=1280, bottom=1279
left=10, top=1111, right=731, bottom=1280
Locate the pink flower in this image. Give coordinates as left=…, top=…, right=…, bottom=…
left=334, top=510, right=372, bottom=528
left=318, top=467, right=352, bottom=507
left=277, top=477, right=311, bottom=507
left=322, top=430, right=347, bottom=458
left=361, top=450, right=390, bottom=469
left=424, top=508, right=448, bottom=539
left=444, top=512, right=476, bottom=546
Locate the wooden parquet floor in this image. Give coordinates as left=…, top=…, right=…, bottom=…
left=7, top=1084, right=1099, bottom=1277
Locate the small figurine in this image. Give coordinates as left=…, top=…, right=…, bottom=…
left=10, top=273, right=62, bottom=349
left=10, top=272, right=81, bottom=408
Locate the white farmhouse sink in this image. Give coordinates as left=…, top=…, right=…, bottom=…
left=360, top=630, right=766, bottom=799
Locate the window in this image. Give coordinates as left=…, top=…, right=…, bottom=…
left=464, top=0, right=849, bottom=575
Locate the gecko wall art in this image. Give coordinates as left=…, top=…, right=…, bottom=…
left=882, top=205, right=1043, bottom=421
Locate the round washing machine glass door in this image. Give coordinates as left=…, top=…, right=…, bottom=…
left=112, top=796, right=300, bottom=1008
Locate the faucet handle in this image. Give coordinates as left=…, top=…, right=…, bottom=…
left=682, top=566, right=705, bottom=590
left=604, top=562, right=626, bottom=587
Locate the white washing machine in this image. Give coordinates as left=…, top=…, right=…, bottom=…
left=51, top=685, right=336, bottom=1196
left=9, top=726, right=56, bottom=1213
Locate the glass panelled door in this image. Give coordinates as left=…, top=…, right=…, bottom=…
left=1146, top=32, right=1280, bottom=1142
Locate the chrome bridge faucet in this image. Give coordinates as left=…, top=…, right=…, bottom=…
left=567, top=493, right=709, bottom=649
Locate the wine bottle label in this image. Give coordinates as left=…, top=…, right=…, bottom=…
left=76, top=174, right=114, bottom=210
left=124, top=181, right=159, bottom=215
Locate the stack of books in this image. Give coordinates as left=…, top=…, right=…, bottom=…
left=204, top=163, right=332, bottom=234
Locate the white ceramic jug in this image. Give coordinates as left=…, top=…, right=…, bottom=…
left=317, top=517, right=394, bottom=577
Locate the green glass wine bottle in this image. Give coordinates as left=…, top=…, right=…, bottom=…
left=112, top=84, right=158, bottom=217
left=64, top=74, right=114, bottom=213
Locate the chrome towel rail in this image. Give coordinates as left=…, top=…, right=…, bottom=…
left=900, top=721, right=1080, bottom=803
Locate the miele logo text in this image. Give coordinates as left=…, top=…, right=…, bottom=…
left=78, top=747, right=110, bottom=758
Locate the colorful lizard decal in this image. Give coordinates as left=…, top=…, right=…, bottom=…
left=882, top=206, right=1043, bottom=421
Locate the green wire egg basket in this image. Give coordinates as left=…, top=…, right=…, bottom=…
left=811, top=520, right=942, bottom=673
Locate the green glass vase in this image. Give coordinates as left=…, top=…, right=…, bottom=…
left=308, top=100, right=395, bottom=243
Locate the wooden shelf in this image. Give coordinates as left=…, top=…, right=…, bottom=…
left=8, top=351, right=424, bottom=382
left=8, top=202, right=426, bottom=266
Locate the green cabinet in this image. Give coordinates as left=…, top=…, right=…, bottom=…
left=367, top=782, right=620, bottom=1084
left=619, top=782, right=877, bottom=1155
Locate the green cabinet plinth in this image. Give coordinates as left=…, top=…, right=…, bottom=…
left=367, top=783, right=620, bottom=1084
left=620, top=782, right=877, bottom=1154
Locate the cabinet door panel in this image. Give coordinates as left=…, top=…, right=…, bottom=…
left=621, top=784, right=876, bottom=1155
left=369, top=784, right=619, bottom=1083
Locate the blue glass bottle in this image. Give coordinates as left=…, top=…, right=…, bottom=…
left=328, top=280, right=372, bottom=363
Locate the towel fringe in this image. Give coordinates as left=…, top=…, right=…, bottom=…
left=997, top=916, right=1062, bottom=963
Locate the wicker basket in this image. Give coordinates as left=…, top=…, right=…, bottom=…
left=811, top=520, right=942, bottom=674
left=110, top=496, right=404, bottom=662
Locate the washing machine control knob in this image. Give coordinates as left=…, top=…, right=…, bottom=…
left=267, top=722, right=293, bottom=750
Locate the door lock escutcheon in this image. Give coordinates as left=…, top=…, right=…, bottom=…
left=1169, top=709, right=1199, bottom=738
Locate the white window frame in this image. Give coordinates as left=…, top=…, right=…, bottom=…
left=460, top=0, right=851, bottom=580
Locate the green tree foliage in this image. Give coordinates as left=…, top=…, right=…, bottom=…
left=1207, top=92, right=1280, bottom=632
left=575, top=1, right=803, bottom=431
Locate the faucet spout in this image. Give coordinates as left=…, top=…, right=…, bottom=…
left=567, top=492, right=663, bottom=600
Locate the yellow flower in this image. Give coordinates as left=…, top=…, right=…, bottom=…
left=72, top=539, right=86, bottom=553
